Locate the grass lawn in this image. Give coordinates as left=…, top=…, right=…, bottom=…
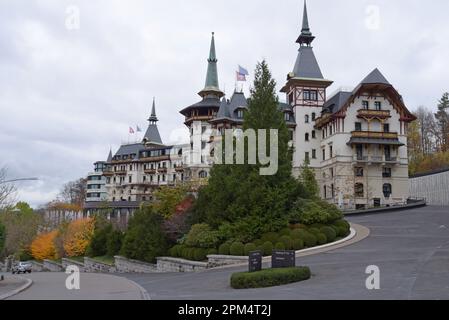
left=92, top=256, right=114, bottom=265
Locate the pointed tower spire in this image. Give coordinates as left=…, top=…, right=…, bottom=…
left=296, top=0, right=315, bottom=46
left=143, top=97, right=163, bottom=145
left=198, top=32, right=224, bottom=98
left=107, top=149, right=113, bottom=162
left=148, top=97, right=158, bottom=124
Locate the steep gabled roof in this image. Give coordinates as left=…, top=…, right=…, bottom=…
left=360, top=68, right=391, bottom=85
left=293, top=46, right=324, bottom=79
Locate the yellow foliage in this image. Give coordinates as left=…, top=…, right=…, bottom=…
left=63, top=218, right=95, bottom=257
left=30, top=230, right=58, bottom=261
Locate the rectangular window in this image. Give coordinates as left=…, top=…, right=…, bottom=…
left=355, top=167, right=364, bottom=177
left=305, top=152, right=310, bottom=162
left=375, top=101, right=382, bottom=110
left=303, top=90, right=310, bottom=100
left=355, top=122, right=362, bottom=131
left=322, top=149, right=326, bottom=161
left=330, top=168, right=334, bottom=178
left=312, top=149, right=316, bottom=159
left=201, top=142, right=206, bottom=149
left=289, top=92, right=294, bottom=105
left=330, top=146, right=333, bottom=158
left=284, top=113, right=290, bottom=121
left=312, top=130, right=316, bottom=139
left=310, top=90, right=318, bottom=101
left=237, top=110, right=244, bottom=119
left=312, top=113, right=316, bottom=121
left=383, top=167, right=392, bottom=178
left=362, top=101, right=369, bottom=109
left=383, top=123, right=390, bottom=133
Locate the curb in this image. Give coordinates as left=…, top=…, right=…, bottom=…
left=128, top=279, right=151, bottom=300
left=0, top=276, right=33, bottom=300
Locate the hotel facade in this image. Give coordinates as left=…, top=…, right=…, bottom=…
left=85, top=1, right=415, bottom=215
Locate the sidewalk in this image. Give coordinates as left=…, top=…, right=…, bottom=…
left=7, top=272, right=148, bottom=300
left=0, top=274, right=33, bottom=300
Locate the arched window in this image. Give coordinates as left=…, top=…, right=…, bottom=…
left=199, top=171, right=208, bottom=179
left=383, top=183, right=392, bottom=198
left=355, top=183, right=364, bottom=198
left=305, top=115, right=310, bottom=123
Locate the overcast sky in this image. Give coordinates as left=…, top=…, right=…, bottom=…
left=1, top=0, right=448, bottom=208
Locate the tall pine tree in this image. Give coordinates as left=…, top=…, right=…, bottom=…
left=435, top=92, right=449, bottom=152
left=192, top=61, right=304, bottom=242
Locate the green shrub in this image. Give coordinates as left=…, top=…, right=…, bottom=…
left=254, top=239, right=264, bottom=247
left=230, top=242, right=245, bottom=256
left=337, top=226, right=350, bottom=237
left=274, top=242, right=286, bottom=250
left=320, top=226, right=337, bottom=243
left=87, top=223, right=113, bottom=257
left=292, top=238, right=304, bottom=251
left=291, top=229, right=308, bottom=239
left=278, top=235, right=293, bottom=250
left=316, top=233, right=327, bottom=245
left=310, top=223, right=325, bottom=229
left=261, top=232, right=278, bottom=244
left=333, top=220, right=350, bottom=237
left=120, top=208, right=168, bottom=263
left=302, top=232, right=317, bottom=248
left=185, top=224, right=220, bottom=249
left=231, top=267, right=311, bottom=289
left=279, top=228, right=291, bottom=236
left=169, top=245, right=181, bottom=257
left=244, top=243, right=257, bottom=256
left=207, top=248, right=218, bottom=255
left=106, top=230, right=124, bottom=257
left=289, top=199, right=343, bottom=225
left=218, top=243, right=231, bottom=255
left=330, top=225, right=340, bottom=236
left=193, top=248, right=208, bottom=261
left=308, top=227, right=320, bottom=235
left=262, top=242, right=273, bottom=256
left=181, top=247, right=194, bottom=260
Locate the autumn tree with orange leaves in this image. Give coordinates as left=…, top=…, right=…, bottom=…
left=30, top=230, right=58, bottom=261
left=63, top=218, right=95, bottom=257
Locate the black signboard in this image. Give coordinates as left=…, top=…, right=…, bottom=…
left=249, top=251, right=263, bottom=272
left=271, top=250, right=296, bottom=268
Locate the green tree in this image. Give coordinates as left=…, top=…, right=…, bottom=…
left=192, top=61, right=304, bottom=241
left=153, top=184, right=189, bottom=219
left=300, top=160, right=319, bottom=199
left=121, top=206, right=168, bottom=263
left=0, top=221, right=5, bottom=255
left=435, top=93, right=449, bottom=152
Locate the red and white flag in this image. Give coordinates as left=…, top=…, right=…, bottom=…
left=129, top=127, right=135, bottom=134
left=236, top=71, right=246, bottom=82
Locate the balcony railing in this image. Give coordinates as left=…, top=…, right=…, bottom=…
left=357, top=109, right=391, bottom=119
left=351, top=131, right=399, bottom=140
left=385, top=157, right=398, bottom=163
left=144, top=169, right=157, bottom=174
left=354, top=155, right=369, bottom=162
left=158, top=168, right=168, bottom=173
left=353, top=155, right=399, bottom=164
left=185, top=115, right=213, bottom=123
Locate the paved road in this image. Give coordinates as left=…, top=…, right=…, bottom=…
left=124, top=206, right=449, bottom=300
left=8, top=272, right=146, bottom=300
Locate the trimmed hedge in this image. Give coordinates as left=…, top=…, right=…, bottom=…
left=244, top=243, right=257, bottom=256
left=230, top=242, right=245, bottom=256
left=320, top=226, right=337, bottom=243
left=316, top=233, right=327, bottom=245
left=279, top=235, right=293, bottom=250
left=292, top=238, right=304, bottom=251
left=262, top=242, right=273, bottom=256
left=302, top=232, right=317, bottom=247
left=219, top=243, right=231, bottom=255
left=231, top=267, right=311, bottom=289
left=261, top=232, right=278, bottom=244
left=274, top=242, right=286, bottom=250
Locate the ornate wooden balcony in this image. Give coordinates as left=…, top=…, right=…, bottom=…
left=114, top=170, right=127, bottom=176
left=357, top=109, right=391, bottom=120
left=139, top=155, right=170, bottom=162
left=314, top=113, right=332, bottom=129
left=351, top=131, right=398, bottom=140
left=175, top=166, right=185, bottom=172
left=103, top=170, right=114, bottom=176
left=158, top=168, right=168, bottom=173
left=144, top=169, right=157, bottom=174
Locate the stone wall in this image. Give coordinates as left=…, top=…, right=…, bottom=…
left=114, top=256, right=158, bottom=273
left=207, top=255, right=248, bottom=268
left=30, top=261, right=45, bottom=272
left=62, top=258, right=85, bottom=272
left=156, top=257, right=208, bottom=273
left=84, top=257, right=115, bottom=273
left=43, top=260, right=64, bottom=272
left=410, top=170, right=449, bottom=206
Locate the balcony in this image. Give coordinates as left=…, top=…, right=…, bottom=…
left=353, top=155, right=399, bottom=165
left=353, top=155, right=369, bottom=163
left=114, top=170, right=127, bottom=176
left=314, top=113, right=332, bottom=129
left=357, top=109, right=391, bottom=120
left=139, top=155, right=170, bottom=162
left=144, top=169, right=157, bottom=174
left=185, top=115, right=213, bottom=124
left=385, top=157, right=399, bottom=164
left=158, top=167, right=168, bottom=173
left=175, top=166, right=185, bottom=172
left=103, top=170, right=114, bottom=176
left=351, top=131, right=398, bottom=140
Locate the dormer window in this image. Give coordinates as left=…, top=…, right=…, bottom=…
left=284, top=113, right=290, bottom=121
left=237, top=110, right=244, bottom=119
left=362, top=101, right=369, bottom=110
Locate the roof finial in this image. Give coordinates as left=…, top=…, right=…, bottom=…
left=148, top=97, right=158, bottom=123
left=198, top=32, right=224, bottom=98
left=296, top=0, right=315, bottom=46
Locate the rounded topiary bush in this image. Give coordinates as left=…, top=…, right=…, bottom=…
left=244, top=243, right=257, bottom=256
left=310, top=223, right=325, bottom=230
left=292, top=238, right=304, bottom=251
left=302, top=232, right=317, bottom=248
left=169, top=245, right=182, bottom=257
left=218, top=243, right=231, bottom=255
left=262, top=241, right=273, bottom=256
left=279, top=228, right=292, bottom=237
left=316, top=233, right=327, bottom=245
left=261, top=232, right=278, bottom=244
left=291, top=229, right=308, bottom=239
left=207, top=248, right=218, bottom=255
left=274, top=242, right=286, bottom=250
left=230, top=242, right=245, bottom=256
left=308, top=227, right=321, bottom=235
left=337, top=226, right=350, bottom=237
left=320, top=226, right=337, bottom=243
left=330, top=225, right=340, bottom=236
left=279, top=235, right=293, bottom=250
left=193, top=248, right=208, bottom=261
left=254, top=239, right=264, bottom=247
